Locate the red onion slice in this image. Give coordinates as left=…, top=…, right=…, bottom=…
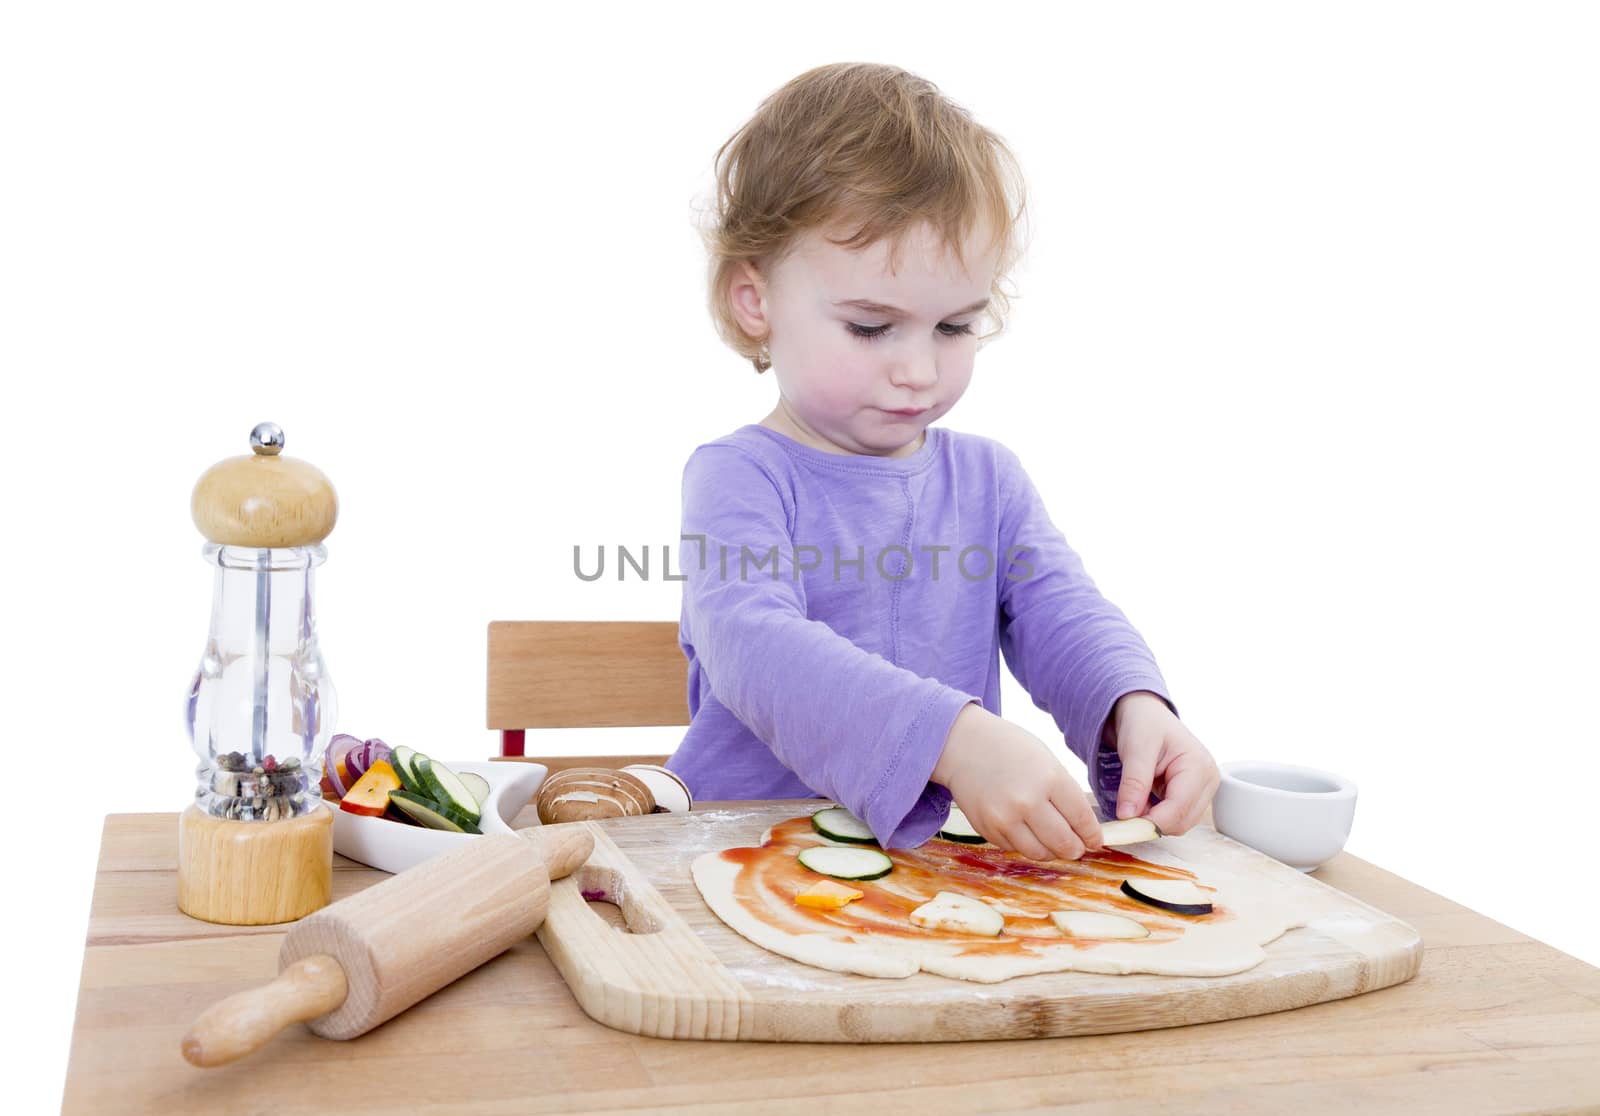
left=327, top=733, right=362, bottom=796
left=364, top=738, right=392, bottom=769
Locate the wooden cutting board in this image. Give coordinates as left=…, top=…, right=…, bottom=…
left=532, top=801, right=1422, bottom=1042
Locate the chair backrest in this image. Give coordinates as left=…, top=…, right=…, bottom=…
left=486, top=620, right=688, bottom=770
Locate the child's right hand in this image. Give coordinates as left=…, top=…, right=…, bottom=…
left=931, top=703, right=1104, bottom=861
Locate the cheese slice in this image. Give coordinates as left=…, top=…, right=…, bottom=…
left=795, top=879, right=866, bottom=910
left=909, top=890, right=1005, bottom=937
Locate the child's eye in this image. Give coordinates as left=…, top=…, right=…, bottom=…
left=845, top=321, right=976, bottom=343
left=846, top=322, right=892, bottom=341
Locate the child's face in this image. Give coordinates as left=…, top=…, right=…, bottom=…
left=733, top=219, right=999, bottom=458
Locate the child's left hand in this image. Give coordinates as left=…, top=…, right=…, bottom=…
left=1110, top=690, right=1219, bottom=835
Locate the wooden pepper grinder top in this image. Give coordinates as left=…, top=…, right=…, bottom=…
left=178, top=422, right=341, bottom=925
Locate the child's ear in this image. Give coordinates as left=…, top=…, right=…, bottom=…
left=727, top=260, right=771, bottom=341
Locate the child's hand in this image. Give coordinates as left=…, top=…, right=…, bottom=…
left=1110, top=691, right=1219, bottom=834
left=932, top=703, right=1104, bottom=861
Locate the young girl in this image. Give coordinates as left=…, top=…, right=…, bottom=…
left=666, top=62, right=1219, bottom=859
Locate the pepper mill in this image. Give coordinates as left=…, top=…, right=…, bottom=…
left=178, top=422, right=340, bottom=924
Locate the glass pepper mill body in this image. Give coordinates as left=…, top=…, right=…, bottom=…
left=177, top=422, right=339, bottom=925
left=186, top=541, right=336, bottom=820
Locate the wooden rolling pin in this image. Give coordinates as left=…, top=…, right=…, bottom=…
left=182, top=823, right=594, bottom=1067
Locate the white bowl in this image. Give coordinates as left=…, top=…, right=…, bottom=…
left=1212, top=760, right=1357, bottom=872
left=332, top=760, right=547, bottom=875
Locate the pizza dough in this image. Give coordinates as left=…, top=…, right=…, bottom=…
left=691, top=814, right=1307, bottom=983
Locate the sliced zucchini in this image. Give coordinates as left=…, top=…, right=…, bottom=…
left=937, top=805, right=986, bottom=844
left=391, top=745, right=425, bottom=794
left=1120, top=877, right=1214, bottom=915
left=382, top=799, right=423, bottom=827
left=909, top=891, right=1004, bottom=937
left=389, top=789, right=483, bottom=834
left=810, top=807, right=879, bottom=845
left=1051, top=909, right=1151, bottom=940
left=458, top=771, right=490, bottom=807
left=797, top=845, right=893, bottom=881
left=416, top=756, right=482, bottom=823
left=1099, top=817, right=1163, bottom=846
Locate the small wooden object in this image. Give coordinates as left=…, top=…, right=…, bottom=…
left=177, top=802, right=334, bottom=925
left=182, top=823, right=595, bottom=1066
left=189, top=424, right=338, bottom=549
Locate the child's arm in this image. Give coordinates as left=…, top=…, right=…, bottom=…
left=679, top=445, right=978, bottom=849
left=993, top=444, right=1179, bottom=821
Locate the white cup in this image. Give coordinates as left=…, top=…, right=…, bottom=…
left=1212, top=760, right=1357, bottom=872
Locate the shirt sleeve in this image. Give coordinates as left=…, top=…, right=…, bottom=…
left=679, top=444, right=978, bottom=849
left=993, top=444, right=1179, bottom=819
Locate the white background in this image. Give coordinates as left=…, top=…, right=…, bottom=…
left=5, top=1, right=1597, bottom=1106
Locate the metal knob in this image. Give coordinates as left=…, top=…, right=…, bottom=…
left=250, top=422, right=285, bottom=457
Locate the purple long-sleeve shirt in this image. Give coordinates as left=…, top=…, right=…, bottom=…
left=665, top=423, right=1178, bottom=849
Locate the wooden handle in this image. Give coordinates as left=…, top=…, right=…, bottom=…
left=522, top=822, right=595, bottom=881
left=181, top=954, right=348, bottom=1067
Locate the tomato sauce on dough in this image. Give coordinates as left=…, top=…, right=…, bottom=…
left=721, top=815, right=1230, bottom=955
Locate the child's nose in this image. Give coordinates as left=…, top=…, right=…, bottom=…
left=890, top=351, right=940, bottom=391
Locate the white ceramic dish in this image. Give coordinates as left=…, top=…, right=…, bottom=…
left=1212, top=760, right=1358, bottom=872
left=331, top=760, right=548, bottom=875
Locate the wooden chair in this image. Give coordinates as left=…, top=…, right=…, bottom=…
left=486, top=620, right=689, bottom=775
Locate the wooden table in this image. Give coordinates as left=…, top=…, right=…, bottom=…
left=64, top=802, right=1600, bottom=1114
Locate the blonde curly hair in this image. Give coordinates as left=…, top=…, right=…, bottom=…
left=695, top=62, right=1030, bottom=374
